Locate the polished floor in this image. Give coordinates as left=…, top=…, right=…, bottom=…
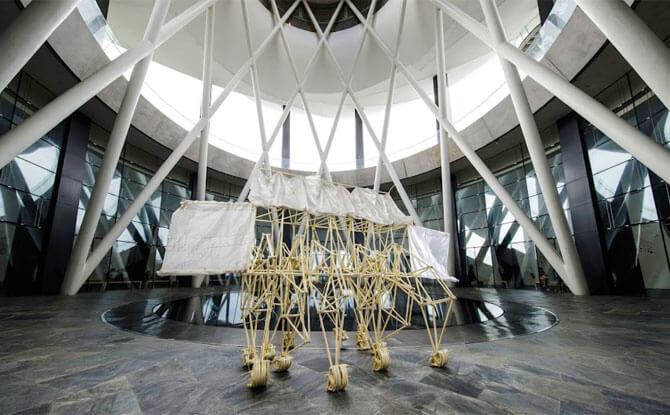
left=0, top=287, right=669, bottom=414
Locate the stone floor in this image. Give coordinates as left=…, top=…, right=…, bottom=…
left=0, top=287, right=669, bottom=414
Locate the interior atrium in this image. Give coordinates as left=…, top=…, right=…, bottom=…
left=1, top=0, right=669, bottom=413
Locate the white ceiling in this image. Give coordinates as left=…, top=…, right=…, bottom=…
left=107, top=0, right=538, bottom=111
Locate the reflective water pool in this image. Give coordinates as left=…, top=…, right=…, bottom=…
left=152, top=287, right=504, bottom=331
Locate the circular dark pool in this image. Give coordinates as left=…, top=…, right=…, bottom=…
left=102, top=287, right=558, bottom=346
left=152, top=287, right=504, bottom=331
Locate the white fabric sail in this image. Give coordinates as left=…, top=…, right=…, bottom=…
left=248, top=171, right=412, bottom=225
left=157, top=201, right=256, bottom=275
left=409, top=225, right=459, bottom=282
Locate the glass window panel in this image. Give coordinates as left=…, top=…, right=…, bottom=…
left=159, top=208, right=173, bottom=228
left=0, top=158, right=56, bottom=198
left=528, top=194, right=547, bottom=218
left=156, top=226, right=169, bottom=247
left=86, top=150, right=104, bottom=168
left=588, top=139, right=632, bottom=175
left=0, top=116, right=10, bottom=136
left=465, top=246, right=494, bottom=286
left=81, top=161, right=99, bottom=187
left=0, top=222, right=16, bottom=285
left=635, top=223, right=670, bottom=289
left=122, top=165, right=149, bottom=185
left=1, top=90, right=16, bottom=120
left=593, top=159, right=648, bottom=200
left=11, top=98, right=35, bottom=125
left=163, top=181, right=191, bottom=199
left=461, top=224, right=489, bottom=249
left=2, top=225, right=43, bottom=290
left=459, top=211, right=488, bottom=231
left=650, top=110, right=670, bottom=146
left=424, top=219, right=442, bottom=231
left=17, top=138, right=61, bottom=172
left=455, top=182, right=484, bottom=199
left=0, top=186, right=50, bottom=227
left=457, top=194, right=485, bottom=214
left=17, top=75, right=55, bottom=110
left=161, top=192, right=185, bottom=213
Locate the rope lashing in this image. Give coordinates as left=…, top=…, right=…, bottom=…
left=262, top=342, right=276, bottom=360
left=355, top=324, right=371, bottom=350
left=242, top=347, right=256, bottom=367
left=282, top=331, right=295, bottom=351
left=334, top=327, right=349, bottom=342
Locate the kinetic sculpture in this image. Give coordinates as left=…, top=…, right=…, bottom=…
left=159, top=171, right=457, bottom=391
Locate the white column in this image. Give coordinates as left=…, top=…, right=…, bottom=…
left=481, top=0, right=588, bottom=295
left=373, top=0, right=407, bottom=191
left=197, top=5, right=215, bottom=201
left=576, top=0, right=670, bottom=110
left=0, top=0, right=81, bottom=91
left=434, top=8, right=455, bottom=277
left=61, top=0, right=172, bottom=295
left=428, top=0, right=670, bottom=186
left=193, top=5, right=216, bottom=289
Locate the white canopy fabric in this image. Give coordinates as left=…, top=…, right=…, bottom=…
left=157, top=201, right=256, bottom=275
left=408, top=225, right=459, bottom=283
left=248, top=171, right=412, bottom=226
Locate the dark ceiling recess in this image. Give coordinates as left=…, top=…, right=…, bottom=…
left=258, top=0, right=389, bottom=33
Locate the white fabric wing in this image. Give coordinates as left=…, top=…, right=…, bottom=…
left=351, top=187, right=386, bottom=224
left=383, top=193, right=413, bottom=225
left=248, top=172, right=309, bottom=211
left=248, top=171, right=410, bottom=225
left=408, top=225, right=459, bottom=282
left=157, top=201, right=256, bottom=275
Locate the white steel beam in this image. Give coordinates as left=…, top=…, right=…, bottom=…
left=575, top=0, right=670, bottom=110
left=303, top=0, right=423, bottom=226
left=373, top=0, right=407, bottom=191
left=197, top=5, right=216, bottom=201
left=241, top=0, right=275, bottom=170
left=61, top=0, right=173, bottom=296
left=480, top=0, right=588, bottom=294
left=427, top=0, right=670, bottom=185
left=345, top=0, right=568, bottom=282
left=434, top=7, right=456, bottom=277
left=193, top=4, right=216, bottom=289
left=0, top=0, right=220, bottom=171
left=0, top=0, right=81, bottom=92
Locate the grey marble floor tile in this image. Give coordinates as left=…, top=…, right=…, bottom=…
left=0, top=287, right=669, bottom=414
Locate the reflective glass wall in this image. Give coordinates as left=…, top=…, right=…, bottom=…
left=0, top=71, right=244, bottom=295
left=581, top=71, right=670, bottom=291
left=454, top=140, right=568, bottom=290
left=0, top=73, right=66, bottom=295
left=449, top=68, right=670, bottom=293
